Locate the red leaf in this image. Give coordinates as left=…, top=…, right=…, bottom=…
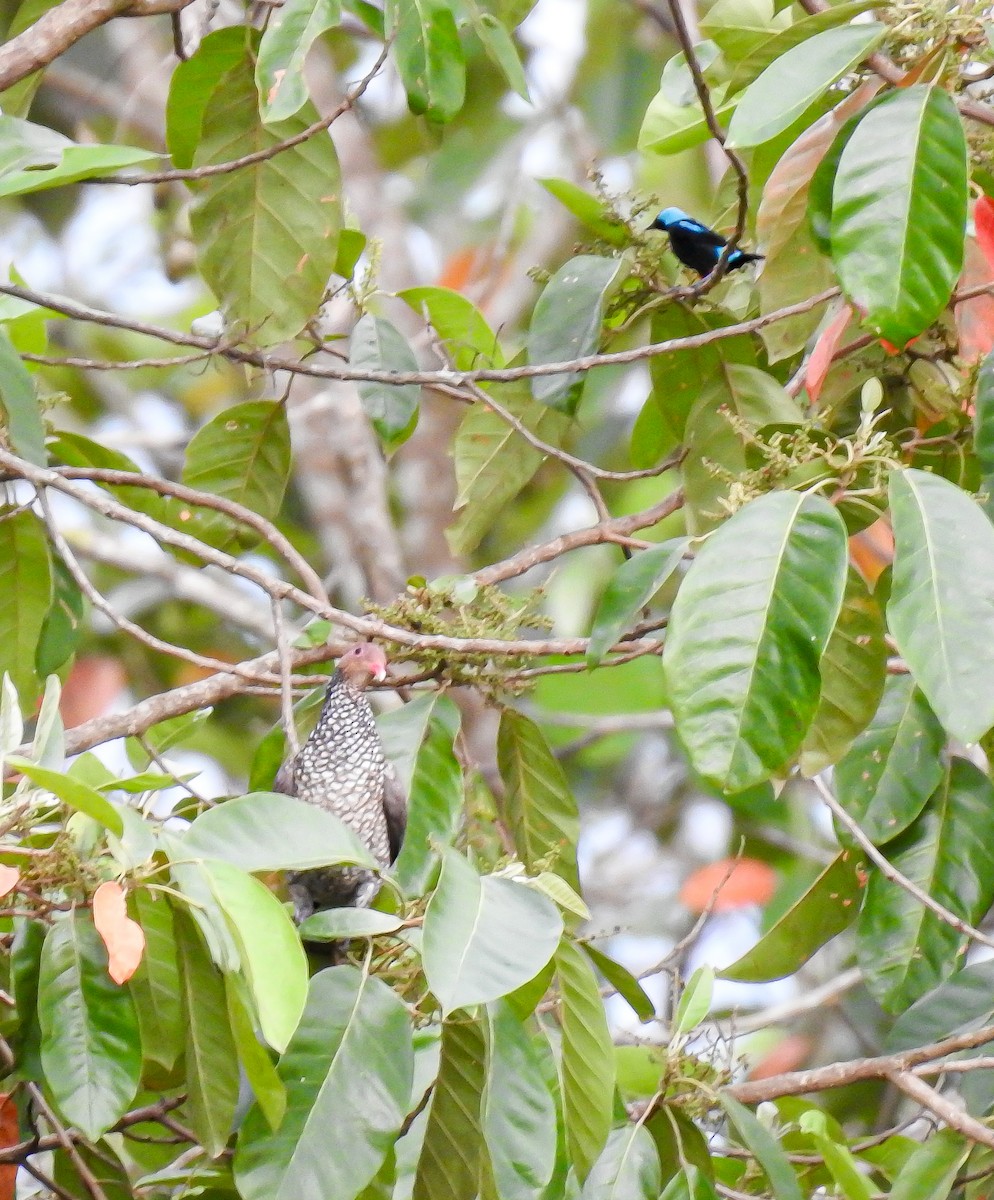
left=956, top=236, right=994, bottom=362
left=0, top=867, right=19, bottom=900
left=975, top=195, right=994, bottom=272
left=92, top=881, right=145, bottom=985
left=805, top=304, right=854, bottom=405
left=0, top=1093, right=17, bottom=1200
left=679, top=858, right=777, bottom=913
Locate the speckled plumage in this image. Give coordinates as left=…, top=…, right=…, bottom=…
left=273, top=645, right=405, bottom=917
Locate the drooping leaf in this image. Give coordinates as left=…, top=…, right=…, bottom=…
left=183, top=791, right=376, bottom=872
left=587, top=539, right=688, bottom=667
left=581, top=1124, right=661, bottom=1200
left=91, top=882, right=145, bottom=985
left=235, top=966, right=413, bottom=1200
left=166, top=27, right=246, bottom=168
left=556, top=938, right=615, bottom=1183
left=719, top=1095, right=805, bottom=1200
left=0, top=512, right=51, bottom=706
left=422, top=849, right=563, bottom=1014
left=190, top=54, right=341, bottom=346
left=497, top=709, right=580, bottom=889
left=226, top=974, right=287, bottom=1132
left=830, top=86, right=968, bottom=348
left=201, top=857, right=308, bottom=1052
left=799, top=567, right=887, bottom=776
left=663, top=491, right=848, bottom=792
left=527, top=255, right=623, bottom=411
left=38, top=912, right=141, bottom=1139
left=349, top=314, right=421, bottom=446
left=582, top=943, right=656, bottom=1023
left=857, top=758, right=994, bottom=1011
left=257, top=0, right=342, bottom=122
left=0, top=324, right=43, bottom=464
left=720, top=850, right=866, bottom=982
left=7, top=759, right=124, bottom=836
left=472, top=10, right=530, bottom=100
left=834, top=674, right=946, bottom=845
left=180, top=400, right=292, bottom=553
left=483, top=1001, right=557, bottom=1200
left=888, top=468, right=994, bottom=743
left=174, top=910, right=240, bottom=1157
left=387, top=0, right=466, bottom=122
left=726, top=24, right=885, bottom=147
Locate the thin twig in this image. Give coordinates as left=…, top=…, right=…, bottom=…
left=888, top=1069, right=994, bottom=1150
left=273, top=598, right=300, bottom=758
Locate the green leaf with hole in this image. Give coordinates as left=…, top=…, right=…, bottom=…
left=664, top=491, right=848, bottom=792
left=720, top=850, right=865, bottom=982
left=38, top=913, right=141, bottom=1139
left=423, top=849, right=563, bottom=1014
left=834, top=674, right=946, bottom=845
left=527, top=255, right=624, bottom=411
left=257, top=0, right=342, bottom=122
left=726, top=23, right=885, bottom=147
left=236, top=966, right=413, bottom=1200
left=888, top=468, right=994, bottom=744
left=191, top=55, right=341, bottom=346
left=588, top=538, right=688, bottom=666
left=349, top=314, right=421, bottom=447
left=830, top=86, right=967, bottom=348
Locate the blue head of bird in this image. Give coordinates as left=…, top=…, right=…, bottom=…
left=651, top=207, right=690, bottom=231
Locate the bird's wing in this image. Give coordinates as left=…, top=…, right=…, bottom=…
left=382, top=765, right=408, bottom=862
left=674, top=218, right=727, bottom=247
left=272, top=757, right=296, bottom=795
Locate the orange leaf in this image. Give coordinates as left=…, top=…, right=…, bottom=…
left=0, top=1093, right=17, bottom=1200
left=92, top=882, right=145, bottom=985
left=956, top=235, right=994, bottom=362
left=805, top=304, right=854, bottom=405
left=849, top=519, right=894, bottom=585
left=747, top=1034, right=813, bottom=1081
left=975, top=195, right=994, bottom=273
left=678, top=858, right=776, bottom=913
left=0, top=867, right=19, bottom=900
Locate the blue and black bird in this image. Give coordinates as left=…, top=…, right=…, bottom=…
left=650, top=207, right=763, bottom=277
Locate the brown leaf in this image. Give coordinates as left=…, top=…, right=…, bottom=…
left=92, top=881, right=145, bottom=985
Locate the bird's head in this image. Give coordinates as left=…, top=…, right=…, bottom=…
left=651, top=207, right=690, bottom=231
left=337, top=642, right=388, bottom=689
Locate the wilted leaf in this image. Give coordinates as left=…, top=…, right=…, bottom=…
left=92, top=882, right=145, bottom=985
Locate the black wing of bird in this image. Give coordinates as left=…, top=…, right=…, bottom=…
left=383, top=767, right=408, bottom=862
left=673, top=217, right=728, bottom=247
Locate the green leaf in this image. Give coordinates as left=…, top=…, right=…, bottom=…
left=887, top=959, right=994, bottom=1051
left=799, top=1110, right=873, bottom=1200
left=682, top=365, right=803, bottom=534
left=719, top=1094, right=805, bottom=1200
left=38, top=912, right=141, bottom=1139
left=857, top=758, right=994, bottom=1011
left=0, top=0, right=65, bottom=117
left=413, top=1013, right=487, bottom=1200
left=180, top=401, right=292, bottom=552
left=298, top=908, right=405, bottom=939
left=587, top=538, right=688, bottom=666
left=387, top=0, right=466, bottom=122
left=166, top=27, right=246, bottom=169
left=235, top=966, right=413, bottom=1200
left=831, top=86, right=968, bottom=347
left=377, top=691, right=438, bottom=793
left=527, top=255, right=623, bottom=411
left=582, top=943, right=656, bottom=1023
left=226, top=974, right=287, bottom=1131
left=349, top=314, right=421, bottom=446
left=127, top=890, right=182, bottom=1075
left=799, top=567, right=887, bottom=776
left=257, top=0, right=342, bottom=122
left=834, top=674, right=946, bottom=845
left=483, top=1001, right=557, bottom=1200
left=888, top=468, right=994, bottom=743
left=539, top=178, right=628, bottom=246
left=720, top=850, right=865, bottom=982
left=446, top=384, right=571, bottom=556
left=890, top=1129, right=968, bottom=1200
left=663, top=491, right=848, bottom=792
left=497, top=709, right=580, bottom=889
left=674, top=966, right=714, bottom=1035
left=556, top=938, right=615, bottom=1183
left=976, top=346, right=994, bottom=488
left=422, top=849, right=563, bottom=1014
left=191, top=54, right=341, bottom=346
left=659, top=1166, right=719, bottom=1200
left=473, top=10, right=530, bottom=100
left=48, top=431, right=165, bottom=522
left=201, top=858, right=308, bottom=1052
left=0, top=511, right=51, bottom=705
left=0, top=324, right=43, bottom=464
left=183, top=791, right=377, bottom=871
left=36, top=557, right=83, bottom=677
left=522, top=871, right=591, bottom=921
left=398, top=285, right=505, bottom=370
left=174, top=909, right=240, bottom=1157
left=392, top=697, right=464, bottom=897
left=0, top=118, right=155, bottom=196
left=638, top=84, right=736, bottom=157
left=581, top=1124, right=661, bottom=1200
left=8, top=759, right=124, bottom=836
left=726, top=24, right=885, bottom=147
